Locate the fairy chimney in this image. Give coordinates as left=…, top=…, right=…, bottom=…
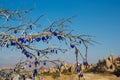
left=108, top=54, right=114, bottom=63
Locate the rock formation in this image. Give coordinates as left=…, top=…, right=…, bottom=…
left=90, top=54, right=120, bottom=73
left=49, top=66, right=56, bottom=73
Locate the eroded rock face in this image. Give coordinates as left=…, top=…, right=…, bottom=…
left=59, top=62, right=71, bottom=73
left=80, top=64, right=85, bottom=72
left=107, top=54, right=114, bottom=63
left=114, top=56, right=120, bottom=67
left=60, top=66, right=65, bottom=73
left=12, top=74, right=20, bottom=80
left=49, top=66, right=56, bottom=73
left=38, top=54, right=120, bottom=73
left=93, top=54, right=120, bottom=72
left=39, top=66, right=48, bottom=74
left=105, top=59, right=112, bottom=68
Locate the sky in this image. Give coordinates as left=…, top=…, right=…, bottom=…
left=0, top=0, right=120, bottom=65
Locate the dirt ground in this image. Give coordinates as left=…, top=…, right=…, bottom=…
left=27, top=73, right=120, bottom=80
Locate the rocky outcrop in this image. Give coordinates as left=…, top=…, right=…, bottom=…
left=80, top=64, right=85, bottom=72
left=90, top=54, right=120, bottom=73
left=39, top=66, right=48, bottom=74
left=69, top=65, right=76, bottom=74
left=49, top=66, right=56, bottom=73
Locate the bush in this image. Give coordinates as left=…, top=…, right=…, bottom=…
left=114, top=67, right=120, bottom=77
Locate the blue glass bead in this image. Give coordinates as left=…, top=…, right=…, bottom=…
left=79, top=41, right=81, bottom=44
left=52, top=49, right=54, bottom=53
left=77, top=69, right=80, bottom=73
left=26, top=54, right=30, bottom=58
left=29, top=25, right=32, bottom=30
left=53, top=32, right=57, bottom=36
left=7, top=19, right=9, bottom=21
left=24, top=51, right=27, bottom=55
left=56, top=65, right=59, bottom=69
left=34, top=61, right=39, bottom=65
left=29, top=65, right=31, bottom=68
left=22, top=49, right=25, bottom=53
left=33, top=73, right=35, bottom=77
left=30, top=76, right=33, bottom=79
left=26, top=39, right=29, bottom=42
left=18, top=38, right=26, bottom=43
left=50, top=50, right=53, bottom=53
left=1, top=36, right=5, bottom=39
left=45, top=51, right=48, bottom=54
left=22, top=39, right=26, bottom=43
left=13, top=69, right=16, bottom=72
left=35, top=38, right=41, bottom=42
left=57, top=36, right=62, bottom=40
left=37, top=52, right=40, bottom=56
left=79, top=74, right=83, bottom=77
left=43, top=61, right=46, bottom=65
left=70, top=44, right=74, bottom=48
left=46, top=36, right=49, bottom=39
left=22, top=75, right=25, bottom=79
left=14, top=30, right=17, bottom=34
left=18, top=38, right=23, bottom=42
left=83, top=61, right=88, bottom=66
left=49, top=28, right=53, bottom=32
left=10, top=41, right=16, bottom=46
left=6, top=43, right=9, bottom=48
left=83, top=62, right=86, bottom=65
left=42, top=36, right=45, bottom=41
left=50, top=49, right=54, bottom=53
left=55, top=50, right=57, bottom=54
left=30, top=56, right=32, bottom=59
left=34, top=69, right=38, bottom=74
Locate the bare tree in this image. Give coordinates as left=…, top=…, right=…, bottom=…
left=0, top=7, right=95, bottom=79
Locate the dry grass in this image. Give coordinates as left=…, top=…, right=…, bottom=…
left=26, top=73, right=120, bottom=80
